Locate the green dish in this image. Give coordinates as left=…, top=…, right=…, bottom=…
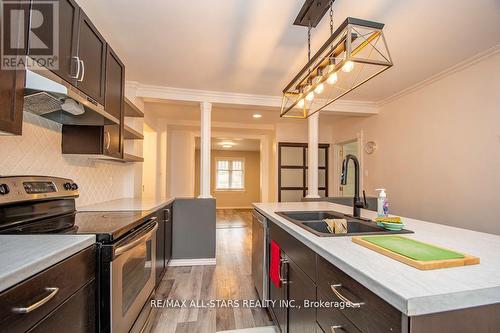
left=377, top=221, right=404, bottom=230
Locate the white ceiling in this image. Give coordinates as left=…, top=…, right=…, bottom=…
left=195, top=137, right=261, bottom=151
left=78, top=0, right=500, bottom=102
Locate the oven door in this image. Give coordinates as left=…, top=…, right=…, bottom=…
left=110, top=219, right=157, bottom=333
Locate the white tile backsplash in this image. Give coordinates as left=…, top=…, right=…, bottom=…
left=0, top=113, right=136, bottom=207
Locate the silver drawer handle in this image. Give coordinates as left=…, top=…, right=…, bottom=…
left=331, top=325, right=344, bottom=332
left=330, top=284, right=364, bottom=308
left=12, top=287, right=59, bottom=314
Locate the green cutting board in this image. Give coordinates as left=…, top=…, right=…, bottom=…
left=360, top=236, right=465, bottom=261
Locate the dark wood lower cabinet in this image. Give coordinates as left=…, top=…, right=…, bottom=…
left=155, top=208, right=166, bottom=286
left=154, top=204, right=173, bottom=287
left=263, top=214, right=500, bottom=333
left=27, top=280, right=96, bottom=333
left=0, top=245, right=96, bottom=333
left=287, top=259, right=316, bottom=333
left=269, top=250, right=288, bottom=333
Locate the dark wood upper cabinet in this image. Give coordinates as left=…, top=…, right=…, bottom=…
left=0, top=66, right=25, bottom=135
left=0, top=0, right=28, bottom=135
left=29, top=0, right=80, bottom=85
left=104, top=46, right=125, bottom=121
left=75, top=9, right=106, bottom=105
left=103, top=46, right=125, bottom=158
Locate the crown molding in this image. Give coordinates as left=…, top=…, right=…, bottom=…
left=378, top=43, right=500, bottom=106
left=165, top=119, right=275, bottom=131
left=125, top=81, right=379, bottom=115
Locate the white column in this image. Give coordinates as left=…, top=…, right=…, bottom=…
left=306, top=112, right=320, bottom=198
left=199, top=102, right=212, bottom=198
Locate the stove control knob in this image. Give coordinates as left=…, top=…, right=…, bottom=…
left=64, top=183, right=72, bottom=190
left=0, top=184, right=10, bottom=195
left=71, top=183, right=79, bottom=190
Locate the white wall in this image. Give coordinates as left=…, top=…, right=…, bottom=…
left=167, top=129, right=196, bottom=197
left=0, top=113, right=136, bottom=207
left=332, top=51, right=500, bottom=234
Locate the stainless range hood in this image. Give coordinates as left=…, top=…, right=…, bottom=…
left=23, top=67, right=119, bottom=126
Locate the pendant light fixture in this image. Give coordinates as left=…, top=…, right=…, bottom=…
left=280, top=1, right=393, bottom=119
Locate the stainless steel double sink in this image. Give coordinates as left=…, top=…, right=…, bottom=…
left=275, top=211, right=413, bottom=237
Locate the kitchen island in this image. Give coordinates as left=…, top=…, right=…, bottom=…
left=253, top=201, right=500, bottom=332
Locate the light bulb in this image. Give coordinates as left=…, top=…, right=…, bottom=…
left=222, top=144, right=232, bottom=149
left=306, top=91, right=314, bottom=101
left=342, top=61, right=354, bottom=73
left=314, top=83, right=324, bottom=94
left=327, top=72, right=338, bottom=85
left=297, top=98, right=305, bottom=108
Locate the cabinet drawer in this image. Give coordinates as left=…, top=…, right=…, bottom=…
left=269, top=220, right=316, bottom=283
left=0, top=245, right=96, bottom=333
left=27, top=280, right=96, bottom=333
left=317, top=256, right=402, bottom=333
left=317, top=291, right=361, bottom=333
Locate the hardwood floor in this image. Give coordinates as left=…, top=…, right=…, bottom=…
left=151, top=209, right=274, bottom=333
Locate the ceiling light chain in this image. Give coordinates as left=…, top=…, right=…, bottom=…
left=329, top=0, right=334, bottom=35
left=307, top=19, right=312, bottom=63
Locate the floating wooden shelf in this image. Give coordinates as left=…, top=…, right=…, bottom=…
left=124, top=125, right=144, bottom=140
left=124, top=97, right=144, bottom=117
left=123, top=153, right=144, bottom=162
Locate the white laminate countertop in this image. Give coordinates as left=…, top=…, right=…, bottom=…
left=0, top=235, right=96, bottom=292
left=78, top=197, right=175, bottom=212
left=253, top=201, right=500, bottom=316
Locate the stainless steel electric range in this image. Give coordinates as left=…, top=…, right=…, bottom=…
left=0, top=176, right=157, bottom=333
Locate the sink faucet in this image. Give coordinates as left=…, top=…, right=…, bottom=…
left=340, top=154, right=367, bottom=218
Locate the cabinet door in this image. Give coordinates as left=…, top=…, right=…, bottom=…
left=102, top=124, right=121, bottom=158
left=0, top=0, right=28, bottom=135
left=102, top=46, right=124, bottom=158
left=155, top=210, right=166, bottom=287
left=269, top=250, right=288, bottom=333
left=76, top=9, right=106, bottom=105
left=164, top=206, right=172, bottom=266
left=29, top=0, right=80, bottom=85
left=28, top=280, right=96, bottom=333
left=287, top=259, right=317, bottom=333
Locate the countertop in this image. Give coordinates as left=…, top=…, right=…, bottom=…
left=78, top=197, right=174, bottom=212
left=0, top=235, right=96, bottom=292
left=253, top=201, right=500, bottom=316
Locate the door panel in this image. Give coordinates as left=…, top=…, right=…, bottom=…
left=269, top=251, right=288, bottom=333
left=76, top=10, right=106, bottom=104
left=287, top=259, right=316, bottom=333
left=164, top=206, right=172, bottom=266
left=155, top=210, right=165, bottom=287
left=30, top=0, right=80, bottom=85
left=0, top=0, right=28, bottom=135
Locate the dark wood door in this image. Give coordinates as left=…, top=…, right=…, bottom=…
left=29, top=0, right=80, bottom=85
left=76, top=9, right=106, bottom=105
left=0, top=0, right=28, bottom=135
left=164, top=206, right=172, bottom=266
left=287, top=259, right=316, bottom=333
left=155, top=210, right=166, bottom=287
left=103, top=45, right=125, bottom=158
left=28, top=280, right=96, bottom=333
left=102, top=124, right=121, bottom=158
left=269, top=250, right=288, bottom=333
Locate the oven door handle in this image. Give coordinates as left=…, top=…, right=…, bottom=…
left=114, top=218, right=158, bottom=257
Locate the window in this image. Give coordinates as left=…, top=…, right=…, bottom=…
left=216, top=158, right=245, bottom=190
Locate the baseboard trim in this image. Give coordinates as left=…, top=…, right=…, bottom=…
left=168, top=258, right=216, bottom=267
left=216, top=206, right=253, bottom=210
